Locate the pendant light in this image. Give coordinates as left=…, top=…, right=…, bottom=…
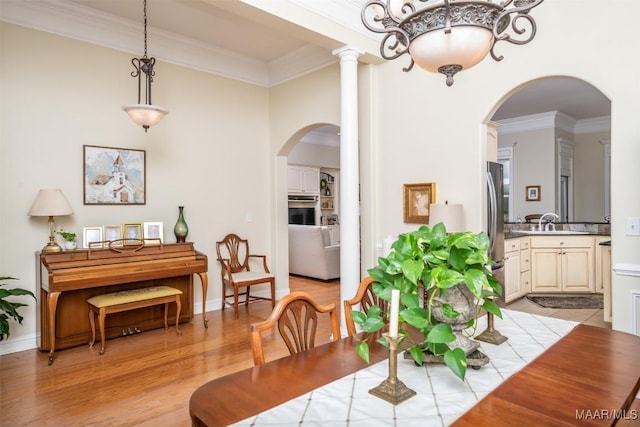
left=122, top=0, right=169, bottom=131
left=361, top=0, right=544, bottom=86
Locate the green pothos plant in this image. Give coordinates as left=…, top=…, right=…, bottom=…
left=0, top=277, right=35, bottom=341
left=352, top=223, right=503, bottom=380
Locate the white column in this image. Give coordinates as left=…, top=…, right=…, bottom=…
left=333, top=46, right=362, bottom=335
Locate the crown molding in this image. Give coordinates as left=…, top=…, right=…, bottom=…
left=496, top=111, right=611, bottom=136
left=0, top=0, right=337, bottom=87
left=574, top=116, right=611, bottom=135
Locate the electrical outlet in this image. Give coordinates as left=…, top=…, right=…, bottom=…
left=625, top=217, right=640, bottom=236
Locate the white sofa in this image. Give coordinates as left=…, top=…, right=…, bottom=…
left=288, top=225, right=340, bottom=281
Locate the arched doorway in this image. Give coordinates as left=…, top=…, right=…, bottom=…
left=490, top=77, right=611, bottom=224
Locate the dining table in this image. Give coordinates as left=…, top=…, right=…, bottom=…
left=189, top=309, right=640, bottom=426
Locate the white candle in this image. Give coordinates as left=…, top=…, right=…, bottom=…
left=389, top=289, right=400, bottom=338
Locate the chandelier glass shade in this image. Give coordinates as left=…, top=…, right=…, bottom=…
left=361, top=0, right=544, bottom=86
left=122, top=0, right=168, bottom=131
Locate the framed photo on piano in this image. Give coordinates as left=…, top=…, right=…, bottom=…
left=103, top=224, right=123, bottom=246
left=82, top=227, right=102, bottom=249
left=143, top=222, right=164, bottom=244
left=124, top=223, right=142, bottom=245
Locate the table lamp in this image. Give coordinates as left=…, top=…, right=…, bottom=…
left=429, top=201, right=464, bottom=232
left=28, top=189, right=74, bottom=253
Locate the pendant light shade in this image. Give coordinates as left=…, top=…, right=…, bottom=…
left=122, top=104, right=169, bottom=129
left=122, top=0, right=168, bottom=131
left=361, top=0, right=545, bottom=86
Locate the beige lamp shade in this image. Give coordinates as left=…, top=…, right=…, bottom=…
left=429, top=203, right=464, bottom=233
left=28, top=189, right=74, bottom=217
left=28, top=189, right=74, bottom=253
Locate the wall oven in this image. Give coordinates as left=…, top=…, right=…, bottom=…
left=288, top=195, right=318, bottom=225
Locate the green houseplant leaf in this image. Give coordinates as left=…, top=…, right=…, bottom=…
left=0, top=277, right=36, bottom=341
left=352, top=223, right=502, bottom=381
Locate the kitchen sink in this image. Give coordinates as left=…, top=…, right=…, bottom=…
left=511, top=230, right=590, bottom=235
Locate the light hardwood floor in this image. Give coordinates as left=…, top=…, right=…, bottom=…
left=0, top=277, right=614, bottom=426
left=0, top=276, right=339, bottom=427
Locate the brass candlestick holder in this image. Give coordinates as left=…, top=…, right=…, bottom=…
left=369, top=334, right=416, bottom=405
left=475, top=309, right=508, bottom=345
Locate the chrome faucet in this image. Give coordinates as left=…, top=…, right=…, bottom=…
left=538, top=212, right=559, bottom=231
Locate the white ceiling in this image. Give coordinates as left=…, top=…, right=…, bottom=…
left=1, top=0, right=611, bottom=134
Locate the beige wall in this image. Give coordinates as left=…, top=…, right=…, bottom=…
left=0, top=23, right=274, bottom=350
left=368, top=1, right=640, bottom=333
left=574, top=130, right=609, bottom=222
left=289, top=142, right=340, bottom=169
left=2, top=1, right=640, bottom=352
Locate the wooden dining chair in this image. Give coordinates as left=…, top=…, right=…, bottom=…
left=216, top=233, right=275, bottom=319
left=250, top=291, right=341, bottom=366
left=343, top=276, right=389, bottom=337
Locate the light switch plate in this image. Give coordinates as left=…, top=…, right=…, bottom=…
left=625, top=217, right=640, bottom=236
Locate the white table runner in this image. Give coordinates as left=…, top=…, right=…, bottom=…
left=234, top=309, right=577, bottom=427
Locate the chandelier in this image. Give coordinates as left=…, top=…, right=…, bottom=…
left=361, top=0, right=544, bottom=86
left=122, top=0, right=169, bottom=131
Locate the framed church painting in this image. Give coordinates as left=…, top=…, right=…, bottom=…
left=83, top=145, right=146, bottom=205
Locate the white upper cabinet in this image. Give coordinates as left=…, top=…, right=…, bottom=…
left=288, top=165, right=320, bottom=194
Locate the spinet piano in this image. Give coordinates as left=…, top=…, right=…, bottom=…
left=38, top=242, right=208, bottom=364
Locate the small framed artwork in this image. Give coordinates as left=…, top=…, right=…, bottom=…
left=123, top=223, right=143, bottom=245
left=103, top=224, right=123, bottom=245
left=143, top=222, right=164, bottom=244
left=83, top=227, right=103, bottom=249
left=83, top=145, right=146, bottom=205
left=526, top=185, right=541, bottom=201
left=403, top=182, right=437, bottom=224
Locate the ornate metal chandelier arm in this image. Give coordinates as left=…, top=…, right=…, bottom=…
left=491, top=0, right=544, bottom=61
left=379, top=31, right=412, bottom=61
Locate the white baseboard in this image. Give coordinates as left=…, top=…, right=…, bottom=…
left=0, top=333, right=39, bottom=356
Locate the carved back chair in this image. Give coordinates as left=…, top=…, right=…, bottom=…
left=344, top=276, right=389, bottom=337
left=216, top=233, right=275, bottom=319
left=250, top=291, right=341, bottom=366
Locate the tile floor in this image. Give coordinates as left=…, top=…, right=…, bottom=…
left=506, top=295, right=611, bottom=329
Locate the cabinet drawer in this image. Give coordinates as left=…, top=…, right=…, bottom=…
left=520, top=250, right=530, bottom=272
left=520, top=270, right=531, bottom=294
left=530, top=236, right=594, bottom=248
left=520, top=239, right=530, bottom=250
left=505, top=239, right=520, bottom=252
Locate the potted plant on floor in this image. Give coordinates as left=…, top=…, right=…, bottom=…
left=353, top=223, right=503, bottom=380
left=0, top=276, right=36, bottom=341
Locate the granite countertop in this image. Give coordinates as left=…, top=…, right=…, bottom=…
left=505, top=231, right=611, bottom=239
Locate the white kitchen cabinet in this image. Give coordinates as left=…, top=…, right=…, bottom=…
left=504, top=238, right=530, bottom=303
left=530, top=236, right=594, bottom=293
left=594, top=236, right=611, bottom=294
left=520, top=238, right=531, bottom=296
left=288, top=165, right=320, bottom=194
left=503, top=240, right=521, bottom=302
left=595, top=237, right=612, bottom=322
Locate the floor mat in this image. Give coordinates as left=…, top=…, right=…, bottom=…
left=526, top=294, right=604, bottom=309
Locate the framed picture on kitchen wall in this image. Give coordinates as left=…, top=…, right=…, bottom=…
left=526, top=185, right=541, bottom=201
left=83, top=145, right=146, bottom=205
left=403, top=182, right=437, bottom=224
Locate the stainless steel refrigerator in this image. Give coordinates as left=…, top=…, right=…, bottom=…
left=487, top=161, right=505, bottom=304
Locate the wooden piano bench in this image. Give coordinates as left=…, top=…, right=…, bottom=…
left=87, top=286, right=183, bottom=355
